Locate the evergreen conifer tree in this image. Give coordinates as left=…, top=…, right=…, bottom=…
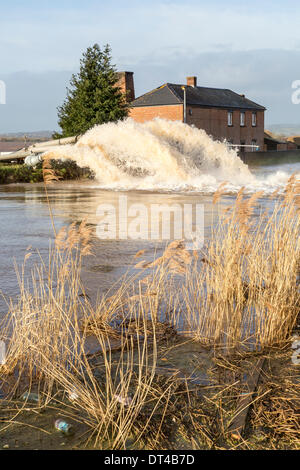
left=55, top=44, right=128, bottom=138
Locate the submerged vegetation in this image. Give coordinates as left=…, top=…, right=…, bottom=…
left=0, top=162, right=299, bottom=450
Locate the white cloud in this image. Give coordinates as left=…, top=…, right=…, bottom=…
left=0, top=2, right=300, bottom=73
left=1, top=1, right=300, bottom=131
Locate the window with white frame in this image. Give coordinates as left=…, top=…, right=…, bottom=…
left=240, top=112, right=245, bottom=127
left=252, top=112, right=257, bottom=127
left=228, top=111, right=233, bottom=126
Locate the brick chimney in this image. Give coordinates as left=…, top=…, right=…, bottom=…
left=187, top=76, right=197, bottom=87
left=117, top=71, right=135, bottom=103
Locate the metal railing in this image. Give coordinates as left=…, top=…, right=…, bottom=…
left=227, top=144, right=260, bottom=152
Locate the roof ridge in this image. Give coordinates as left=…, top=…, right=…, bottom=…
left=131, top=82, right=265, bottom=110
left=132, top=83, right=181, bottom=105
left=131, top=83, right=168, bottom=102
left=166, top=84, right=183, bottom=103
left=170, top=83, right=233, bottom=91
left=228, top=88, right=265, bottom=109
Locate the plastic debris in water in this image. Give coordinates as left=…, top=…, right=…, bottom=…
left=114, top=394, right=133, bottom=407
left=68, top=388, right=79, bottom=402
left=21, top=392, right=40, bottom=403
left=291, top=336, right=300, bottom=349
left=55, top=419, right=74, bottom=435
left=0, top=340, right=6, bottom=365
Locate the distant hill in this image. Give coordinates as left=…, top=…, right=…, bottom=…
left=0, top=130, right=53, bottom=141
left=268, top=124, right=300, bottom=138
left=2, top=126, right=300, bottom=141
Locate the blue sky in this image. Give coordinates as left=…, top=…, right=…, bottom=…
left=1, top=0, right=300, bottom=132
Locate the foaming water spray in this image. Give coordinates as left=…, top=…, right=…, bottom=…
left=44, top=118, right=296, bottom=193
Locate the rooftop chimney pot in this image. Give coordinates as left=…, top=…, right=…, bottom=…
left=187, top=76, right=197, bottom=87
left=117, top=71, right=135, bottom=103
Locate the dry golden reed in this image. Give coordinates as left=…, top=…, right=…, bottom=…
left=42, top=157, right=61, bottom=185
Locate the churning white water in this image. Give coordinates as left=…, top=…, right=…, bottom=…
left=44, top=118, right=298, bottom=193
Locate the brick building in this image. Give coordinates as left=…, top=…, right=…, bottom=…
left=264, top=131, right=299, bottom=151
left=286, top=136, right=300, bottom=149
left=119, top=73, right=266, bottom=152
left=264, top=131, right=288, bottom=151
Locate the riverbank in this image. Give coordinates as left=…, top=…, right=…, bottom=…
left=0, top=345, right=298, bottom=450
left=0, top=161, right=92, bottom=185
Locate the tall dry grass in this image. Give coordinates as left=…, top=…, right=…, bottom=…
left=0, top=162, right=299, bottom=448
left=181, top=176, right=300, bottom=351
left=0, top=224, right=176, bottom=448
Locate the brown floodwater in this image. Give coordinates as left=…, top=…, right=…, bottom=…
left=0, top=157, right=298, bottom=318
left=0, top=181, right=221, bottom=317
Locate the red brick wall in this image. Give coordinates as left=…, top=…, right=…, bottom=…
left=187, top=107, right=265, bottom=151
left=287, top=142, right=298, bottom=150
left=117, top=72, right=135, bottom=103
left=129, top=105, right=183, bottom=122
left=187, top=77, right=197, bottom=87
left=129, top=105, right=265, bottom=151
left=277, top=143, right=288, bottom=151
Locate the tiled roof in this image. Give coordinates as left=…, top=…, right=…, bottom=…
left=131, top=83, right=266, bottom=111
left=264, top=131, right=286, bottom=144
left=287, top=136, right=300, bottom=146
